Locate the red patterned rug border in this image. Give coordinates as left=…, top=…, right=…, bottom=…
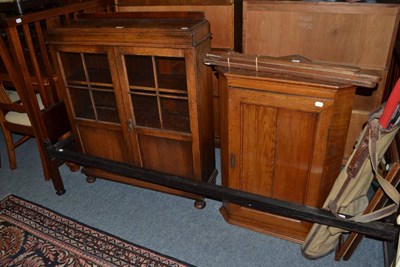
left=0, top=194, right=194, bottom=267
left=0, top=213, right=109, bottom=265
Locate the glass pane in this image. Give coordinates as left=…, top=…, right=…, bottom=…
left=125, top=55, right=155, bottom=88
left=131, top=93, right=160, bottom=128
left=60, top=52, right=86, bottom=86
left=68, top=88, right=94, bottom=119
left=84, top=53, right=112, bottom=85
left=156, top=57, right=187, bottom=91
left=161, top=97, right=190, bottom=133
left=92, top=91, right=119, bottom=123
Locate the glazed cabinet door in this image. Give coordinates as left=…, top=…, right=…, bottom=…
left=226, top=86, right=334, bottom=207
left=115, top=47, right=196, bottom=179
left=54, top=47, right=136, bottom=164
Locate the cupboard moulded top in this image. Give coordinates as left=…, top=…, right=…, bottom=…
left=217, top=67, right=356, bottom=97
left=46, top=12, right=210, bottom=48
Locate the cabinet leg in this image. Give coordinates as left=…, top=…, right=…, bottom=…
left=86, top=175, right=96, bottom=183
left=194, top=199, right=206, bottom=209
left=66, top=161, right=80, bottom=172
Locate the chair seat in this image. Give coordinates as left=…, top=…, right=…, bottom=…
left=6, top=89, right=19, bottom=103
left=5, top=92, right=44, bottom=126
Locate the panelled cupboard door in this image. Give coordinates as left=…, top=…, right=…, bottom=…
left=53, top=46, right=137, bottom=165
left=226, top=87, right=334, bottom=206
left=218, top=70, right=356, bottom=243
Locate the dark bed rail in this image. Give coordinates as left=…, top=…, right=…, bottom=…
left=45, top=134, right=398, bottom=241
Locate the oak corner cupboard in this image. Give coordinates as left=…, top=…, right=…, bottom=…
left=47, top=12, right=216, bottom=207
left=217, top=67, right=356, bottom=243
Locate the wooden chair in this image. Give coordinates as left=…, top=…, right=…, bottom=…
left=0, top=30, right=76, bottom=198
left=0, top=36, right=49, bottom=173
left=0, top=82, right=45, bottom=170
left=0, top=0, right=113, bottom=179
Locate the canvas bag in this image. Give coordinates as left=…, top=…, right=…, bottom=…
left=301, top=106, right=400, bottom=259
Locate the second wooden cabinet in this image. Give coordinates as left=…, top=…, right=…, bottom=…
left=218, top=68, right=356, bottom=242
left=47, top=13, right=216, bottom=205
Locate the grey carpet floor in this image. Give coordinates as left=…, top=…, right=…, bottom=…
left=0, top=132, right=387, bottom=266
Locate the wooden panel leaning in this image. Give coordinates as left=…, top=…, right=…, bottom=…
left=0, top=0, right=113, bottom=180
left=242, top=0, right=400, bottom=161
left=115, top=0, right=240, bottom=50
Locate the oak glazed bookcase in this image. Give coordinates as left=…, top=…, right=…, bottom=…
left=46, top=12, right=217, bottom=207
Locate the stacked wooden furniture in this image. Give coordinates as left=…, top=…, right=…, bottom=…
left=242, top=0, right=400, bottom=161
left=46, top=12, right=217, bottom=207
left=115, top=0, right=241, bottom=144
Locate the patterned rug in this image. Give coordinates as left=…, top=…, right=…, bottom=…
left=0, top=195, right=193, bottom=267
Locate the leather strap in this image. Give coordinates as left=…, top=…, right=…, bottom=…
left=347, top=128, right=369, bottom=179
left=328, top=113, right=400, bottom=223
left=351, top=119, right=400, bottom=223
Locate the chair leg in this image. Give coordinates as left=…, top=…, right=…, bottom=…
left=30, top=136, right=66, bottom=194
left=43, top=139, right=66, bottom=195
left=45, top=152, right=66, bottom=195
left=1, top=127, right=17, bottom=170
left=35, top=137, right=53, bottom=181
left=50, top=160, right=66, bottom=196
